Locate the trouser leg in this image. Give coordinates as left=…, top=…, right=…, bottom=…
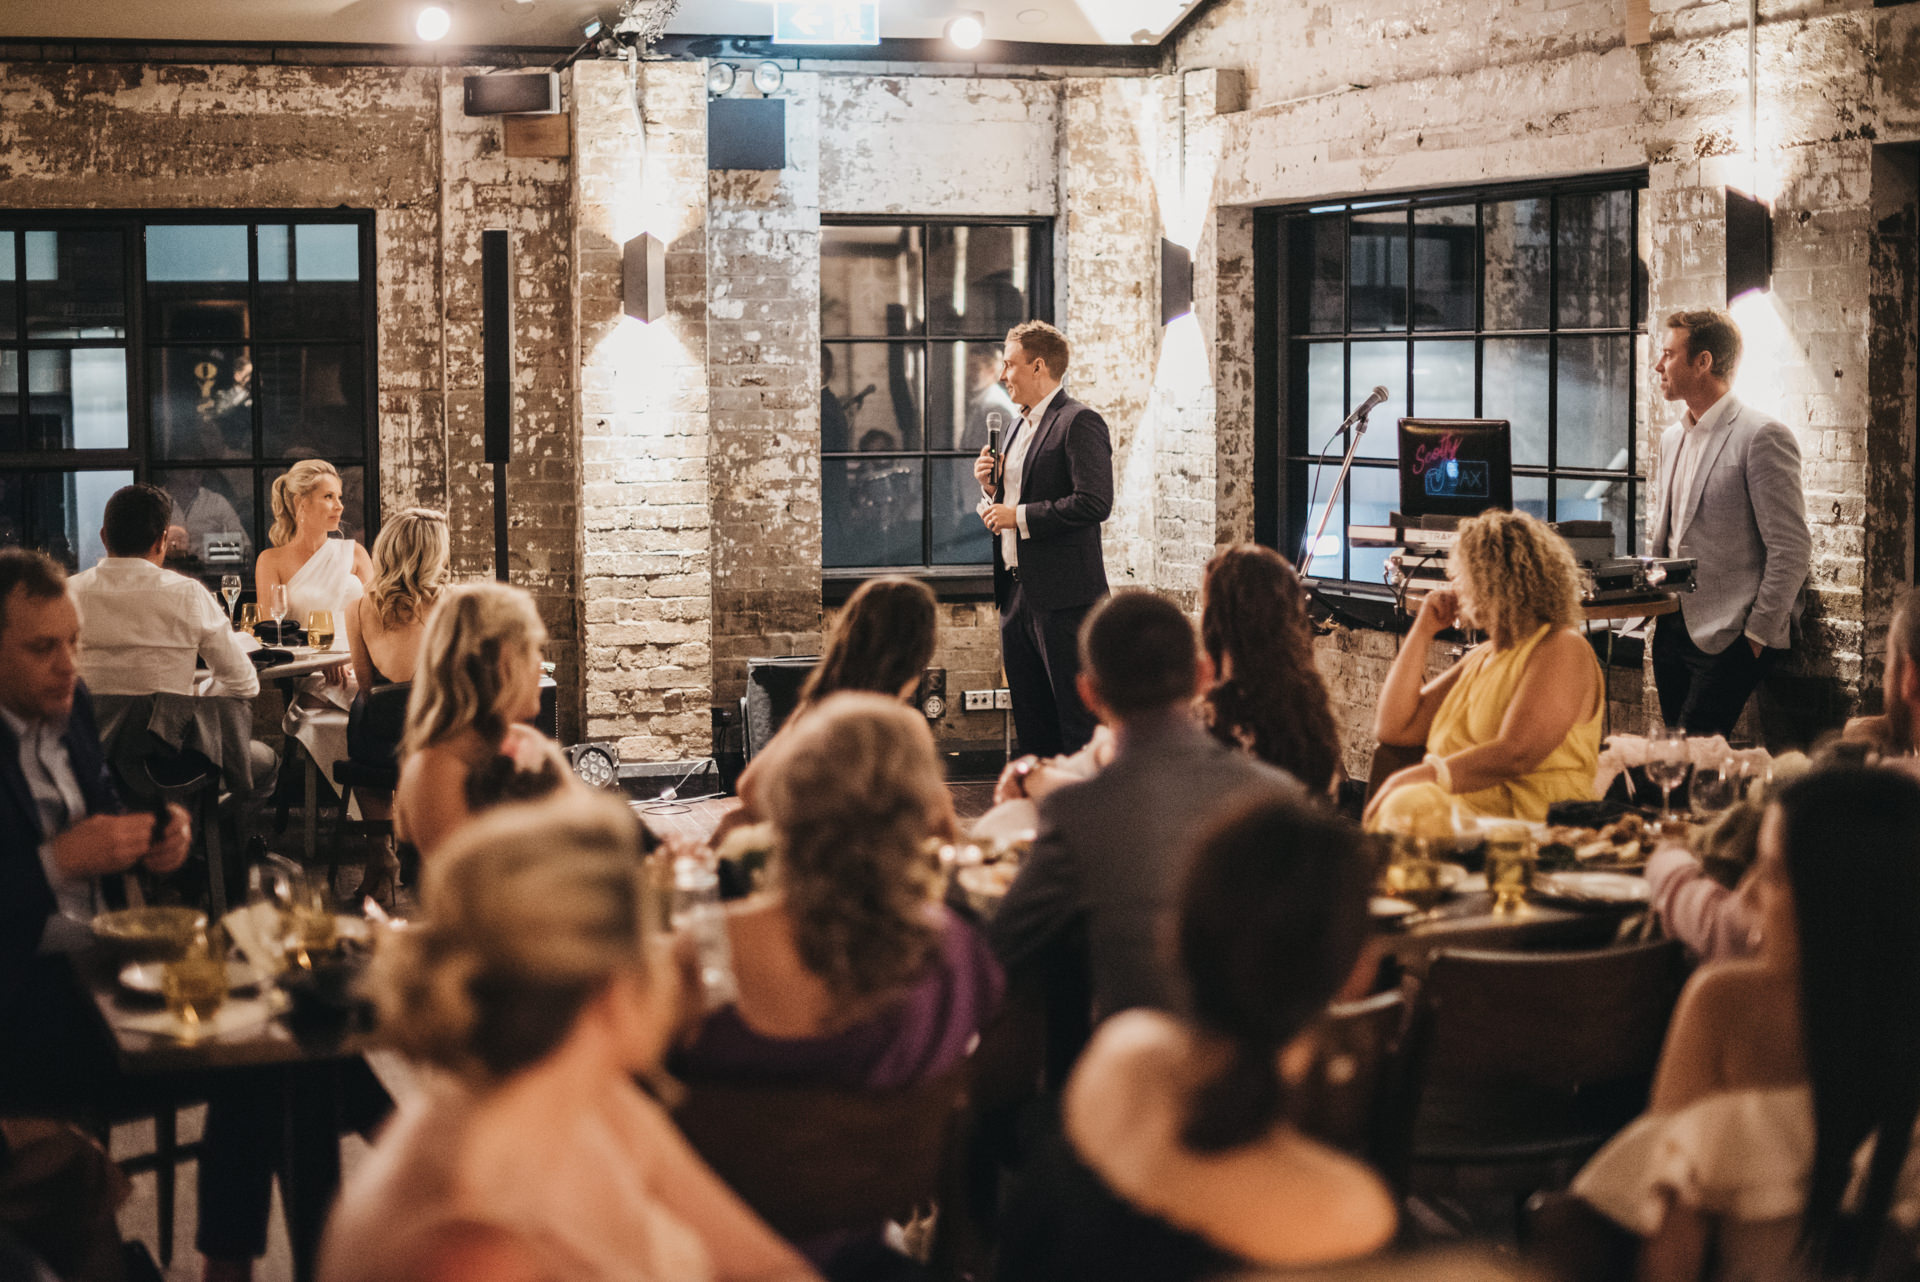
left=1001, top=583, right=1063, bottom=759
left=1036, top=601, right=1099, bottom=755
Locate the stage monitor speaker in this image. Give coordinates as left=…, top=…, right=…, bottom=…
left=742, top=655, right=818, bottom=761
left=708, top=98, right=787, bottom=170
left=464, top=72, right=561, bottom=116
left=482, top=229, right=513, bottom=465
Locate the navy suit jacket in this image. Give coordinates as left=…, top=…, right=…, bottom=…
left=992, top=393, right=1114, bottom=613
left=1, top=683, right=122, bottom=985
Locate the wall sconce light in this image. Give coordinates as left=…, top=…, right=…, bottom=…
left=706, top=61, right=737, bottom=96
left=753, top=61, right=785, bottom=95
left=1725, top=187, right=1772, bottom=304
left=623, top=232, right=667, bottom=323
left=1160, top=237, right=1193, bottom=325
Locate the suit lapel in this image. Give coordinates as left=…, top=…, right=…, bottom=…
left=0, top=713, right=43, bottom=843
left=1650, top=426, right=1683, bottom=556
left=1677, top=401, right=1742, bottom=543
left=1027, top=393, right=1073, bottom=470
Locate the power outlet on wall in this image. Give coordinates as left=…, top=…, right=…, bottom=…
left=993, top=688, right=1012, bottom=710
left=963, top=689, right=996, bottom=711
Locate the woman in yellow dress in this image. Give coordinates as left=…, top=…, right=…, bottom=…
left=1366, top=509, right=1602, bottom=823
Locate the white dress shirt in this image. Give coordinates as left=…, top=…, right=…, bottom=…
left=0, top=703, right=98, bottom=929
left=1667, top=392, right=1735, bottom=550
left=980, top=385, right=1060, bottom=569
left=70, top=557, right=260, bottom=698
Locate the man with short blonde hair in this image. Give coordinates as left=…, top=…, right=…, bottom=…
left=973, top=319, right=1114, bottom=756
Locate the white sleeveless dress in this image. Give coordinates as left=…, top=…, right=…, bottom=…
left=280, top=537, right=365, bottom=803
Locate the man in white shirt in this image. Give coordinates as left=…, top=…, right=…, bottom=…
left=1649, top=308, right=1811, bottom=736
left=70, top=483, right=258, bottom=700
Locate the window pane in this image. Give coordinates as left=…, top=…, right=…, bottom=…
left=927, top=341, right=1017, bottom=452
left=1513, top=473, right=1549, bottom=523
left=930, top=457, right=994, bottom=565
left=1555, top=476, right=1626, bottom=551
left=927, top=225, right=1030, bottom=337
left=1482, top=199, right=1550, bottom=331
left=1412, top=340, right=1475, bottom=418
left=0, top=469, right=133, bottom=571
left=0, top=351, right=17, bottom=449
left=24, top=348, right=129, bottom=450
left=822, top=455, right=923, bottom=568
left=0, top=230, right=15, bottom=341
left=1482, top=337, right=1550, bottom=467
left=259, top=345, right=365, bottom=461
left=259, top=225, right=363, bottom=340
left=155, top=467, right=257, bottom=588
left=151, top=345, right=252, bottom=460
left=821, top=226, right=924, bottom=338
left=823, top=342, right=922, bottom=452
left=1557, top=334, right=1632, bottom=470
left=1557, top=190, right=1634, bottom=330
left=264, top=462, right=366, bottom=546
left=1348, top=341, right=1408, bottom=459
left=1293, top=214, right=1345, bottom=334
left=25, top=230, right=126, bottom=338
left=1301, top=342, right=1345, bottom=454
left=145, top=224, right=251, bottom=341
left=1412, top=205, right=1475, bottom=331
left=1349, top=465, right=1401, bottom=586
left=1348, top=210, right=1407, bottom=331
left=1299, top=462, right=1346, bottom=580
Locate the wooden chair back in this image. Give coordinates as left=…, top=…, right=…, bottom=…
left=1288, top=990, right=1409, bottom=1165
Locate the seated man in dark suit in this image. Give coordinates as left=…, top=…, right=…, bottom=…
left=989, top=591, right=1300, bottom=1072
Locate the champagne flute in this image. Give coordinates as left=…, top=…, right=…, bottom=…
left=1645, top=727, right=1691, bottom=824
left=268, top=583, right=290, bottom=641
left=220, top=574, right=242, bottom=622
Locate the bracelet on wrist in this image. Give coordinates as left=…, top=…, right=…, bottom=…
left=1422, top=752, right=1454, bottom=794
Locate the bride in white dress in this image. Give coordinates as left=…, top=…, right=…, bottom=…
left=256, top=459, right=374, bottom=820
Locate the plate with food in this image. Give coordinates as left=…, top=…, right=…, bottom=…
left=119, top=959, right=262, bottom=996
left=1538, top=812, right=1657, bottom=873
left=1532, top=871, right=1651, bottom=907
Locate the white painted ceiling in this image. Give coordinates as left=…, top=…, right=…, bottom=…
left=0, top=0, right=1198, bottom=49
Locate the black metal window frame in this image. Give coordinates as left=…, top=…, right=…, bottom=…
left=1254, top=171, right=1649, bottom=600
left=0, top=208, right=380, bottom=595
left=820, top=214, right=1054, bottom=603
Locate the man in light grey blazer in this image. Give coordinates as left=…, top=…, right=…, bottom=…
left=1648, top=308, right=1811, bottom=736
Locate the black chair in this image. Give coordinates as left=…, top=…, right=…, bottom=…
left=325, top=682, right=410, bottom=881
left=1390, top=939, right=1685, bottom=1216
left=1289, top=990, right=1411, bottom=1169
left=92, top=693, right=242, bottom=917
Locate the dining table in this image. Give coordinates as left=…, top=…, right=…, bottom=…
left=255, top=645, right=354, bottom=859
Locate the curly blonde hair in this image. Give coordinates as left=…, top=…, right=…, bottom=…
left=268, top=459, right=340, bottom=547
left=366, top=507, right=449, bottom=631
left=1447, top=509, right=1583, bottom=648
left=756, top=692, right=946, bottom=1004
left=402, top=582, right=546, bottom=757
left=366, top=795, right=654, bottom=1082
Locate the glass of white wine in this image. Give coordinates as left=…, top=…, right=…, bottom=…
left=307, top=610, right=335, bottom=651
left=268, top=583, right=290, bottom=640
left=220, top=574, right=242, bottom=623
left=1645, top=727, right=1691, bottom=825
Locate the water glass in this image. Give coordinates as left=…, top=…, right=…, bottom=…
left=237, top=603, right=260, bottom=633
left=1645, top=728, right=1691, bottom=822
left=161, top=930, right=227, bottom=1036
left=1690, top=766, right=1738, bottom=819
left=1485, top=821, right=1536, bottom=911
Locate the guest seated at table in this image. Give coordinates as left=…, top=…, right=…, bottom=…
left=257, top=459, right=374, bottom=812
left=322, top=796, right=819, bottom=1282
left=1572, top=765, right=1920, bottom=1281
left=1844, top=595, right=1920, bottom=757
left=71, top=483, right=259, bottom=701
left=1646, top=799, right=1764, bottom=964
left=393, top=582, right=572, bottom=865
left=1368, top=509, right=1602, bottom=823
left=1199, top=543, right=1342, bottom=796
left=674, top=692, right=1001, bottom=1277
left=991, top=591, right=1299, bottom=1035
left=993, top=793, right=1396, bottom=1281
left=342, top=506, right=448, bottom=902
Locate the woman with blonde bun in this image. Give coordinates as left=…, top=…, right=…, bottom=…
left=320, top=796, right=820, bottom=1282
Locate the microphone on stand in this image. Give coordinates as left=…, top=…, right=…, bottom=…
left=1339, top=385, right=1391, bottom=432
left=1299, top=385, right=1394, bottom=575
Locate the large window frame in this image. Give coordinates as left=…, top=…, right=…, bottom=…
left=1255, top=172, right=1649, bottom=599
left=0, top=209, right=379, bottom=597
left=820, top=215, right=1054, bottom=601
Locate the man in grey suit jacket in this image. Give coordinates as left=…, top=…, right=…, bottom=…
left=1648, top=308, right=1811, bottom=736
left=989, top=592, right=1298, bottom=1066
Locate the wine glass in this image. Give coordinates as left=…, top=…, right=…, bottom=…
left=237, top=603, right=259, bottom=635
left=268, top=583, right=290, bottom=639
left=306, top=610, right=335, bottom=651
left=1690, top=764, right=1737, bottom=819
left=1645, top=728, right=1691, bottom=825
left=220, top=574, right=242, bottom=622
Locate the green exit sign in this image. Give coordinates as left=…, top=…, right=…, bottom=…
left=771, top=0, right=881, bottom=45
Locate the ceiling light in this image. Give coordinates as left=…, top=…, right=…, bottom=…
left=706, top=61, right=736, bottom=95
left=946, top=12, right=986, bottom=49
left=753, top=61, right=784, bottom=95
left=416, top=6, right=452, bottom=40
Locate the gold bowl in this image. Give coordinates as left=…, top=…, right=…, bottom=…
left=92, top=907, right=208, bottom=964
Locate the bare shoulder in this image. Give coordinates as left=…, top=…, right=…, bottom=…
left=256, top=545, right=289, bottom=581
left=1063, top=1010, right=1190, bottom=1151
left=407, top=1221, right=554, bottom=1282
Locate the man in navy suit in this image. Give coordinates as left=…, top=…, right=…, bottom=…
left=974, top=320, right=1114, bottom=758
left=0, top=548, right=190, bottom=1065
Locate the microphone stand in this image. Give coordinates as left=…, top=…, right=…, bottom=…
left=1298, top=410, right=1375, bottom=575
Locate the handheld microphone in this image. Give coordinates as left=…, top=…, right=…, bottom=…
left=986, top=410, right=1006, bottom=459
left=1340, top=385, right=1391, bottom=431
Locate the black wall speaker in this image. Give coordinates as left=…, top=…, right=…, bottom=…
left=742, top=655, right=818, bottom=761
left=464, top=72, right=561, bottom=116
left=708, top=98, right=787, bottom=170
left=482, top=229, right=513, bottom=465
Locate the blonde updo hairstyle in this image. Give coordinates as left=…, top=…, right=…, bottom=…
left=268, top=459, right=342, bottom=547
left=1446, top=509, right=1583, bottom=649
left=757, top=692, right=946, bottom=1003
left=367, top=507, right=450, bottom=631
left=402, top=582, right=545, bottom=757
left=367, top=797, right=654, bottom=1081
